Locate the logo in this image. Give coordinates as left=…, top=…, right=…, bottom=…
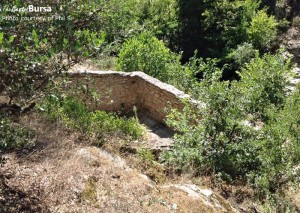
left=28, top=5, right=52, bottom=13
left=0, top=5, right=52, bottom=13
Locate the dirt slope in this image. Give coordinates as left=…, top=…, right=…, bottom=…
left=0, top=113, right=236, bottom=213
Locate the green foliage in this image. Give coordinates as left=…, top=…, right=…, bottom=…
left=0, top=0, right=108, bottom=106
left=162, top=52, right=296, bottom=198
left=177, top=0, right=279, bottom=61
left=116, top=32, right=179, bottom=81
left=238, top=51, right=291, bottom=118
left=116, top=32, right=201, bottom=92
left=93, top=0, right=140, bottom=47
left=247, top=10, right=278, bottom=50
left=176, top=0, right=207, bottom=60
left=176, top=0, right=259, bottom=59
left=202, top=0, right=259, bottom=52
left=0, top=118, right=35, bottom=152
left=137, top=148, right=156, bottom=165
left=163, top=67, right=261, bottom=179
left=135, top=0, right=179, bottom=49
left=227, top=43, right=258, bottom=67
left=253, top=88, right=300, bottom=196
left=40, top=95, right=144, bottom=140
left=92, top=111, right=144, bottom=140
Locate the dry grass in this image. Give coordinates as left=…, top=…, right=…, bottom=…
left=0, top=112, right=236, bottom=212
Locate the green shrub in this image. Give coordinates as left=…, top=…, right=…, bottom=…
left=116, top=32, right=179, bottom=81
left=0, top=118, right=35, bottom=152
left=40, top=95, right=144, bottom=140
left=247, top=10, right=278, bottom=50
left=163, top=70, right=261, bottom=179
left=116, top=32, right=202, bottom=93
left=117, top=35, right=204, bottom=94
left=178, top=0, right=278, bottom=60
left=96, top=0, right=140, bottom=44
left=0, top=0, right=108, bottom=106
left=162, top=52, right=295, bottom=198
left=91, top=110, right=144, bottom=140
left=238, top=51, right=291, bottom=119
left=135, top=0, right=179, bottom=48
left=165, top=57, right=198, bottom=93
left=252, top=87, right=300, bottom=196
left=184, top=56, right=223, bottom=97
left=227, top=43, right=258, bottom=67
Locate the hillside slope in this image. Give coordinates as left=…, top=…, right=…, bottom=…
left=0, top=112, right=237, bottom=213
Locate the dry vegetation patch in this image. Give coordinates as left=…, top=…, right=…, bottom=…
left=0, top=112, right=235, bottom=212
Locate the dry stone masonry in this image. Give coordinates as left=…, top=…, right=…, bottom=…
left=67, top=71, right=195, bottom=124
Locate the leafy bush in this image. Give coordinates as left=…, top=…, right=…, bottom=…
left=92, top=110, right=144, bottom=140
left=0, top=118, right=35, bottom=152
left=163, top=67, right=260, bottom=180
left=116, top=32, right=180, bottom=81
left=162, top=52, right=295, bottom=198
left=238, top=51, right=291, bottom=119
left=117, top=32, right=202, bottom=92
left=177, top=0, right=279, bottom=61
left=252, top=87, right=300, bottom=197
left=247, top=10, right=278, bottom=50
left=0, top=0, right=109, bottom=106
left=95, top=0, right=141, bottom=46
left=40, top=95, right=144, bottom=140
left=227, top=43, right=258, bottom=68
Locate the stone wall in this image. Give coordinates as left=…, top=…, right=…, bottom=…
left=67, top=71, right=193, bottom=124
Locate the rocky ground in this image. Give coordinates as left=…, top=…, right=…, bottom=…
left=281, top=25, right=300, bottom=91
left=288, top=67, right=300, bottom=91
left=281, top=26, right=300, bottom=64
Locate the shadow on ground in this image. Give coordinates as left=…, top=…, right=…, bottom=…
left=0, top=176, right=50, bottom=213
left=137, top=112, right=175, bottom=138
